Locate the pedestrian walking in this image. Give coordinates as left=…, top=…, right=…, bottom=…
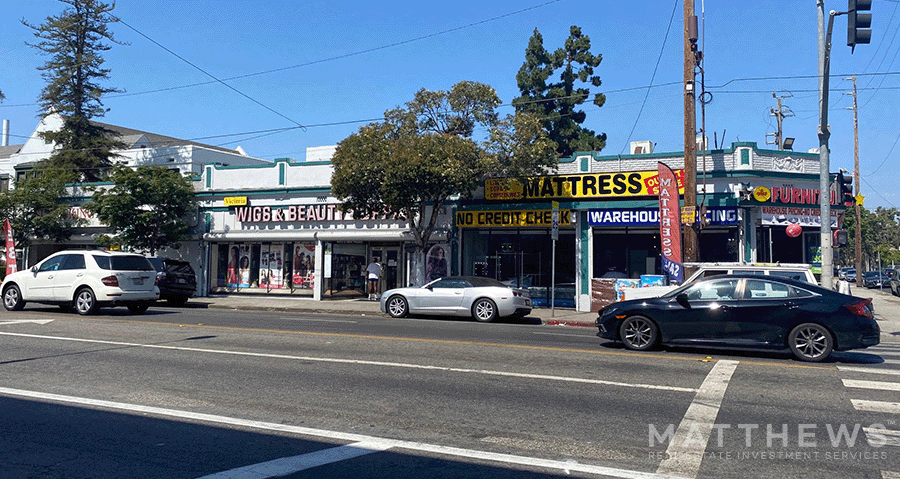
left=366, top=257, right=383, bottom=300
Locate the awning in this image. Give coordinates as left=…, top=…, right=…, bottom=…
left=203, top=229, right=447, bottom=242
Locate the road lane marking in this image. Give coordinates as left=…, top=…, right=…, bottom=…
left=0, top=331, right=698, bottom=393
left=196, top=440, right=391, bottom=479
left=842, top=379, right=900, bottom=391
left=865, top=427, right=900, bottom=447
left=839, top=366, right=900, bottom=376
left=883, top=471, right=900, bottom=479
left=0, top=319, right=54, bottom=325
left=852, top=399, right=900, bottom=414
left=655, top=359, right=739, bottom=479
left=0, top=387, right=685, bottom=479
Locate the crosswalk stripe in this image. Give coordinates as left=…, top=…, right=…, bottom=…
left=864, top=427, right=900, bottom=447
left=838, top=366, right=900, bottom=376
left=842, top=379, right=900, bottom=391
left=851, top=399, right=900, bottom=414
left=196, top=441, right=391, bottom=479
left=883, top=471, right=900, bottom=479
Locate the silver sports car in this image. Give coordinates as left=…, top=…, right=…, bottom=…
left=380, top=276, right=532, bottom=322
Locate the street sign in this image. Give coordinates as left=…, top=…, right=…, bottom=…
left=551, top=201, right=559, bottom=241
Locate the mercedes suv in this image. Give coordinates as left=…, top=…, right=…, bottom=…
left=1, top=250, right=159, bottom=315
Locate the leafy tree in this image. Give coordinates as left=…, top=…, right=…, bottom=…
left=839, top=206, right=900, bottom=268
left=85, top=165, right=197, bottom=255
left=513, top=26, right=607, bottom=159
left=0, top=170, right=82, bottom=249
left=23, top=0, right=126, bottom=182
left=331, top=81, right=557, bottom=285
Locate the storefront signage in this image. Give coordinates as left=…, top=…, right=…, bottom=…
left=761, top=206, right=839, bottom=228
left=485, top=169, right=685, bottom=201
left=750, top=185, right=841, bottom=205
left=657, top=162, right=683, bottom=282
left=224, top=196, right=248, bottom=206
left=587, top=208, right=738, bottom=226
left=234, top=204, right=380, bottom=223
left=455, top=209, right=571, bottom=228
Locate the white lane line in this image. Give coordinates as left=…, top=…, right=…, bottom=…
left=0, top=387, right=679, bottom=479
left=883, top=471, right=900, bottom=479
left=655, top=360, right=740, bottom=479
left=0, top=319, right=55, bottom=325
left=852, top=399, right=900, bottom=414
left=865, top=427, right=900, bottom=447
left=0, top=331, right=696, bottom=393
left=839, top=366, right=900, bottom=376
left=196, top=440, right=391, bottom=479
left=843, top=379, right=900, bottom=391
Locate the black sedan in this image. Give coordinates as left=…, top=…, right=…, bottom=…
left=596, top=274, right=879, bottom=362
left=862, top=270, right=890, bottom=289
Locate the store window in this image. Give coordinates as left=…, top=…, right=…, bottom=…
left=327, top=243, right=366, bottom=296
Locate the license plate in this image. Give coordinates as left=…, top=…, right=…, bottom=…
left=133, top=277, right=143, bottom=285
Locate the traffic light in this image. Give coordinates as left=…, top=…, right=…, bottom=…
left=835, top=229, right=849, bottom=247
left=848, top=0, right=873, bottom=52
left=837, top=169, right=855, bottom=205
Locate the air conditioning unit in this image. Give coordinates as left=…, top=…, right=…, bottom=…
left=630, top=141, right=654, bottom=155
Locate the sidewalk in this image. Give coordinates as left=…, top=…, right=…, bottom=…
left=190, top=286, right=900, bottom=341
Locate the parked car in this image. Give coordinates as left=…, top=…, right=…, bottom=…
left=838, top=267, right=854, bottom=280
left=381, top=276, right=532, bottom=322
left=862, top=270, right=890, bottom=289
left=147, top=257, right=197, bottom=305
left=890, top=269, right=900, bottom=296
left=1, top=250, right=159, bottom=315
left=596, top=274, right=879, bottom=362
left=844, top=268, right=857, bottom=283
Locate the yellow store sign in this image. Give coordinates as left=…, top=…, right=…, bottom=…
left=224, top=196, right=248, bottom=206
left=456, top=210, right=571, bottom=228
left=485, top=169, right=685, bottom=201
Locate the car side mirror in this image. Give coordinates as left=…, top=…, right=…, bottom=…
left=31, top=265, right=38, bottom=274
left=676, top=293, right=691, bottom=309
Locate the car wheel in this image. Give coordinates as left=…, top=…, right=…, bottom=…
left=387, top=295, right=408, bottom=318
left=3, top=284, right=25, bottom=311
left=472, top=298, right=498, bottom=323
left=619, top=316, right=658, bottom=351
left=127, top=302, right=150, bottom=314
left=74, top=287, right=97, bottom=315
left=789, top=323, right=833, bottom=362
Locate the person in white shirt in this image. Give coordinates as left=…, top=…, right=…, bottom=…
left=366, top=258, right=383, bottom=300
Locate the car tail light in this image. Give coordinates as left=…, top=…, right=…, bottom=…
left=101, top=275, right=119, bottom=287
left=845, top=299, right=873, bottom=318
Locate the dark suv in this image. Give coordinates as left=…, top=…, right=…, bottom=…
left=147, top=257, right=197, bottom=306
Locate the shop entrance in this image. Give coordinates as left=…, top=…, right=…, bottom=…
left=368, top=246, right=401, bottom=291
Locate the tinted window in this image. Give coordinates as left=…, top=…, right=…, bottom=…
left=92, top=255, right=110, bottom=270
left=110, top=256, right=154, bottom=271
left=59, top=254, right=86, bottom=271
left=38, top=255, right=65, bottom=272
left=744, top=279, right=791, bottom=299
left=685, top=279, right=739, bottom=301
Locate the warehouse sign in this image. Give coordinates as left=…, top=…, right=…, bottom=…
left=485, top=169, right=685, bottom=201
left=456, top=210, right=571, bottom=228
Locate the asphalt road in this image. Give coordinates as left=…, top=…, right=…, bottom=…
left=0, top=303, right=897, bottom=479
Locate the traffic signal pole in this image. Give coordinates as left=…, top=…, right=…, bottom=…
left=817, top=1, right=835, bottom=288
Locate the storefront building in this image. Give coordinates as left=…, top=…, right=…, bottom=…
left=197, top=158, right=451, bottom=299
left=457, top=141, right=847, bottom=312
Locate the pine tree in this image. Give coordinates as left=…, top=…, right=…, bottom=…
left=513, top=26, right=607, bottom=159
left=23, top=0, right=126, bottom=182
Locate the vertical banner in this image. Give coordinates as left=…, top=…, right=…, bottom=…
left=657, top=162, right=684, bottom=283
left=4, top=219, right=16, bottom=276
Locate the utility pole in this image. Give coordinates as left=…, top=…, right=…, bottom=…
left=768, top=92, right=794, bottom=150
left=683, top=0, right=699, bottom=262
left=848, top=75, right=863, bottom=277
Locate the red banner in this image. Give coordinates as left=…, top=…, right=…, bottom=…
left=657, top=163, right=683, bottom=282
left=4, top=219, right=16, bottom=276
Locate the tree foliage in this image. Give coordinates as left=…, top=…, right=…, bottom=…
left=0, top=170, right=81, bottom=248
left=85, top=165, right=197, bottom=255
left=513, top=26, right=607, bottom=159
left=839, top=206, right=900, bottom=268
left=331, top=81, right=557, bottom=285
left=23, top=0, right=126, bottom=182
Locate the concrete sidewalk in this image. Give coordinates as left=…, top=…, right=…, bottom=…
left=189, top=286, right=900, bottom=341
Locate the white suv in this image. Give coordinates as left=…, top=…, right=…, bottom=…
left=1, top=250, right=159, bottom=315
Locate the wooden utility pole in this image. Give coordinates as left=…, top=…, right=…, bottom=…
left=683, top=0, right=699, bottom=262
left=849, top=75, right=862, bottom=277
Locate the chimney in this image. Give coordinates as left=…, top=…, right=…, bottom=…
left=2, top=120, right=8, bottom=147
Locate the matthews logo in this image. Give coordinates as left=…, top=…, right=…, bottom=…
left=649, top=423, right=890, bottom=449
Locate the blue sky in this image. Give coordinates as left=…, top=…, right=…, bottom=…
left=1, top=1, right=898, bottom=209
